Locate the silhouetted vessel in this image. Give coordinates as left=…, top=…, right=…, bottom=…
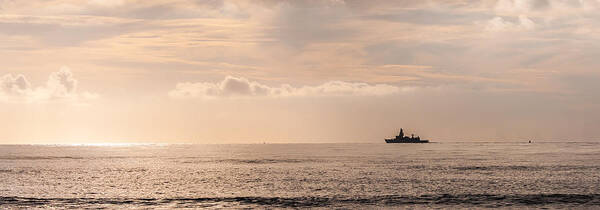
left=385, top=128, right=429, bottom=143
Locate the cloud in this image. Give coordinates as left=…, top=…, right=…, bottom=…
left=0, top=66, right=98, bottom=103
left=0, top=73, right=31, bottom=97
left=169, top=76, right=409, bottom=99
left=88, top=0, right=124, bottom=7
left=493, top=0, right=600, bottom=14
left=263, top=0, right=354, bottom=48
left=485, top=15, right=535, bottom=31
left=518, top=15, right=536, bottom=29
left=46, top=67, right=78, bottom=98
left=0, top=15, right=146, bottom=46
left=495, top=0, right=551, bottom=13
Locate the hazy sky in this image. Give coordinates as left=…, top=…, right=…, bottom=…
left=1, top=0, right=600, bottom=144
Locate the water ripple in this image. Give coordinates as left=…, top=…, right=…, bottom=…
left=2, top=194, right=599, bottom=208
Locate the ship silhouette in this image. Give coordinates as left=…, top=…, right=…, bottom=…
left=385, top=128, right=429, bottom=143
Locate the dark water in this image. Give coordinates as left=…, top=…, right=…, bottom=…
left=1, top=142, right=599, bottom=208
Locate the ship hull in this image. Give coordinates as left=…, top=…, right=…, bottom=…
left=385, top=139, right=429, bottom=143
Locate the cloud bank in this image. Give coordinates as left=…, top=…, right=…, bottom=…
left=0, top=67, right=98, bottom=103
left=169, top=76, right=408, bottom=99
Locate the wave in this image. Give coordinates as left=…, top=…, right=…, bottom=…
left=452, top=165, right=600, bottom=171
left=0, top=156, right=85, bottom=160
left=176, top=158, right=321, bottom=164
left=0, top=156, right=319, bottom=164
left=2, top=194, right=600, bottom=208
left=215, top=158, right=319, bottom=164
left=0, top=156, right=154, bottom=160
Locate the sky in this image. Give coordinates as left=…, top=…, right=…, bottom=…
left=1, top=0, right=600, bottom=144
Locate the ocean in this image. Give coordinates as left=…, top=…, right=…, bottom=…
left=1, top=142, right=599, bottom=209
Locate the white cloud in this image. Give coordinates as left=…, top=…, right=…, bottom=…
left=0, top=66, right=98, bottom=103
left=485, top=15, right=535, bottom=31
left=0, top=73, right=31, bottom=97
left=518, top=15, right=536, bottom=30
left=493, top=0, right=600, bottom=16
left=169, top=76, right=409, bottom=99
left=495, top=0, right=550, bottom=13
left=46, top=67, right=78, bottom=98
left=88, top=0, right=124, bottom=7
left=485, top=16, right=515, bottom=31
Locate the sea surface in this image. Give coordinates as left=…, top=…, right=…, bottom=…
left=1, top=142, right=600, bottom=209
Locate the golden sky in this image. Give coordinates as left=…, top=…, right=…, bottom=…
left=1, top=0, right=600, bottom=143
